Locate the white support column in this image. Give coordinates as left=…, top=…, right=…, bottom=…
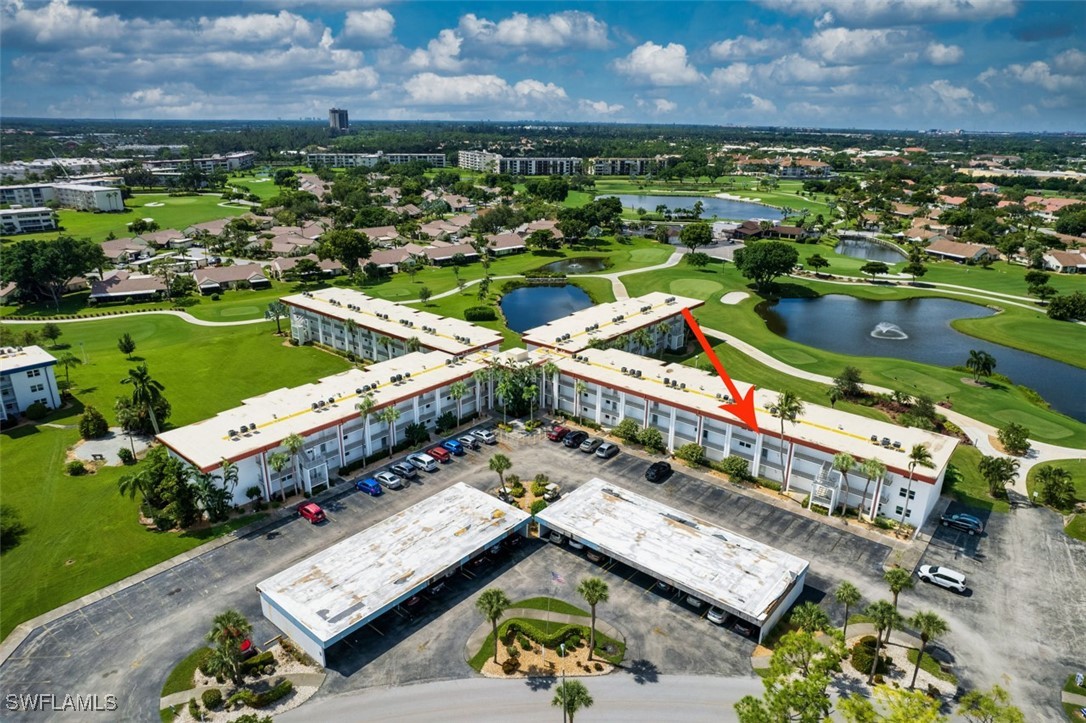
left=618, top=391, right=626, bottom=422
left=260, top=452, right=272, bottom=501
left=594, top=383, right=603, bottom=425
left=695, top=415, right=704, bottom=447
left=412, top=397, right=420, bottom=427
left=751, top=432, right=764, bottom=476
left=643, top=397, right=651, bottom=429
left=869, top=473, right=886, bottom=522
left=336, top=424, right=346, bottom=468
left=783, top=442, right=796, bottom=493
left=667, top=407, right=677, bottom=452
left=723, top=422, right=733, bottom=454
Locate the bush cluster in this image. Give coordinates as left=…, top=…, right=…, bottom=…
left=66, top=460, right=87, bottom=476
left=117, top=447, right=136, bottom=465
left=674, top=443, right=705, bottom=466
left=849, top=636, right=889, bottom=676
left=241, top=651, right=275, bottom=676
left=24, top=401, right=48, bottom=421
left=251, top=679, right=293, bottom=708
left=78, top=406, right=109, bottom=440
left=464, top=306, right=497, bottom=321
left=713, top=455, right=754, bottom=483
left=201, top=688, right=223, bottom=710
left=529, top=499, right=549, bottom=516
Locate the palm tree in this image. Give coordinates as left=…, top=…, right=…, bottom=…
left=489, top=453, right=512, bottom=494
left=860, top=457, right=887, bottom=521
left=267, top=451, right=290, bottom=501
left=908, top=611, right=949, bottom=690
left=495, top=371, right=513, bottom=424
left=865, top=600, right=900, bottom=684
left=405, top=336, right=421, bottom=353
left=117, top=468, right=152, bottom=504
left=356, top=394, right=376, bottom=457
left=542, top=361, right=559, bottom=411
left=475, top=588, right=511, bottom=664
left=207, top=609, right=252, bottom=646
left=965, top=349, right=996, bottom=383
left=56, top=351, right=82, bottom=390
left=553, top=680, right=594, bottom=723
left=121, top=363, right=165, bottom=435
left=832, top=452, right=856, bottom=515
left=220, top=459, right=239, bottom=499
left=632, top=326, right=653, bottom=354
left=283, top=433, right=306, bottom=496
left=835, top=581, right=862, bottom=641
left=577, top=577, right=610, bottom=661
left=774, top=391, right=804, bottom=491
left=789, top=601, right=831, bottom=633
left=901, top=444, right=934, bottom=527
left=522, top=383, right=538, bottom=420
left=884, top=567, right=914, bottom=612
left=448, top=380, right=467, bottom=422
left=376, top=334, right=393, bottom=360
left=574, top=380, right=587, bottom=417
left=378, top=406, right=402, bottom=457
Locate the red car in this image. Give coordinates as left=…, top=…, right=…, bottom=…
left=298, top=502, right=326, bottom=524
left=547, top=425, right=570, bottom=442
left=427, top=446, right=452, bottom=463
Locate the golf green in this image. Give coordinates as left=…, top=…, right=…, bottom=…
left=991, top=410, right=1074, bottom=440
left=774, top=349, right=819, bottom=366
left=220, top=306, right=261, bottom=318
left=669, top=279, right=723, bottom=298
left=629, top=247, right=669, bottom=262
left=886, top=368, right=957, bottom=397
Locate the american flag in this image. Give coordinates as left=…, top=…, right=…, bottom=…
left=551, top=571, right=566, bottom=585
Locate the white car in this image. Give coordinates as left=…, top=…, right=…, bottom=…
left=458, top=435, right=480, bottom=450
left=549, top=532, right=564, bottom=545
left=407, top=453, right=438, bottom=472
left=686, top=595, right=705, bottom=609
left=917, top=565, right=967, bottom=593
left=472, top=428, right=498, bottom=445
left=375, top=471, right=405, bottom=490
left=707, top=607, right=727, bottom=625
left=568, top=538, right=585, bottom=550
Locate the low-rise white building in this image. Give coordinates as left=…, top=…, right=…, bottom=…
left=306, top=151, right=446, bottom=168
left=142, top=152, right=256, bottom=173
left=0, top=183, right=123, bottom=212
left=587, top=158, right=659, bottom=176
left=458, top=150, right=582, bottom=175
left=283, top=288, right=504, bottom=360
left=0, top=346, right=62, bottom=421
left=0, top=207, right=57, bottom=235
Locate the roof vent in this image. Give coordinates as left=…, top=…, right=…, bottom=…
left=228, top=429, right=238, bottom=437
left=328, top=397, right=335, bottom=404
left=311, top=402, right=318, bottom=410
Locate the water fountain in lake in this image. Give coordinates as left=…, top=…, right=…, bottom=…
left=870, top=322, right=909, bottom=340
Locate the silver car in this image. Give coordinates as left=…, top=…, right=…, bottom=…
left=375, top=471, right=405, bottom=490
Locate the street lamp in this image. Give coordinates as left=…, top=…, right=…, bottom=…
left=559, top=642, right=567, bottom=723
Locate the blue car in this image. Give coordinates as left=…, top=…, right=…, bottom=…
left=441, top=439, right=466, bottom=456
left=355, top=477, right=383, bottom=496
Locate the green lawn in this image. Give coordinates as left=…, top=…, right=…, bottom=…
left=944, top=446, right=1010, bottom=514
left=591, top=176, right=834, bottom=216
left=0, top=316, right=350, bottom=638
left=161, top=646, right=211, bottom=697
left=1026, top=459, right=1086, bottom=511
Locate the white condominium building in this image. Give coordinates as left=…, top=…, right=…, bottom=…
left=458, top=151, right=582, bottom=176
left=0, top=346, right=62, bottom=421
left=0, top=183, right=123, bottom=212
left=458, top=150, right=502, bottom=172
left=1, top=207, right=58, bottom=235
left=142, top=152, right=256, bottom=173
left=587, top=158, right=658, bottom=176
left=306, top=151, right=447, bottom=168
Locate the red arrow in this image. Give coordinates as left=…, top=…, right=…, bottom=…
left=680, top=307, right=760, bottom=433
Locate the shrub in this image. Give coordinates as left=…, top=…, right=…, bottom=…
left=241, top=651, right=275, bottom=676
left=66, top=460, right=87, bottom=476
left=594, top=662, right=604, bottom=671
left=874, top=517, right=896, bottom=530
left=464, top=306, right=497, bottom=321
left=278, top=638, right=316, bottom=666
left=24, top=401, right=48, bottom=421
left=505, top=643, right=519, bottom=658
left=211, top=294, right=221, bottom=301
left=637, top=426, right=665, bottom=451
left=202, top=688, right=223, bottom=710
left=675, top=443, right=706, bottom=466
left=501, top=657, right=520, bottom=674
left=715, top=455, right=754, bottom=483
left=225, top=689, right=256, bottom=708
left=251, top=679, right=293, bottom=708
left=530, top=499, right=549, bottom=516
left=79, top=406, right=109, bottom=439
left=850, top=636, right=889, bottom=676
left=759, top=479, right=783, bottom=492
left=518, top=635, right=532, bottom=651
left=942, top=420, right=963, bottom=437
left=531, top=479, right=548, bottom=497
left=125, top=296, right=135, bottom=305
left=524, top=419, right=542, bottom=432
left=188, top=699, right=200, bottom=718
left=118, top=447, right=136, bottom=465
left=997, top=422, right=1031, bottom=456
left=434, top=410, right=457, bottom=433
left=613, top=418, right=641, bottom=441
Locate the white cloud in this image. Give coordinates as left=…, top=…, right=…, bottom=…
left=759, top=0, right=1018, bottom=27
left=402, top=72, right=566, bottom=107
left=458, top=11, right=609, bottom=49
left=196, top=10, right=322, bottom=46
left=762, top=54, right=858, bottom=83
left=613, top=42, right=702, bottom=86
left=708, top=63, right=754, bottom=89
left=342, top=8, right=395, bottom=42
left=743, top=93, right=778, bottom=114
left=1, top=0, right=124, bottom=48
left=300, top=67, right=379, bottom=89
left=579, top=99, right=624, bottom=115
left=924, top=42, right=963, bottom=65
left=407, top=29, right=464, bottom=71
left=803, top=27, right=915, bottom=64
left=708, top=35, right=786, bottom=61
left=1005, top=60, right=1079, bottom=92
left=654, top=98, right=678, bottom=113
left=1053, top=48, right=1086, bottom=74
left=918, top=79, right=993, bottom=115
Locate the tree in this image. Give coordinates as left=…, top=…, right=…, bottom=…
left=56, top=351, right=82, bottom=390
left=901, top=444, right=934, bottom=526
left=865, top=600, right=901, bottom=683
left=957, top=685, right=1026, bottom=723
left=679, top=221, right=713, bottom=252
left=884, top=567, right=914, bottom=611
left=204, top=610, right=252, bottom=686
left=552, top=680, right=594, bottom=723
left=418, top=286, right=432, bottom=305
left=979, top=455, right=1019, bottom=498
left=1034, top=465, right=1075, bottom=508
left=903, top=259, right=928, bottom=283
left=316, top=228, right=372, bottom=272
left=685, top=251, right=711, bottom=268
left=283, top=432, right=306, bottom=491
left=489, top=453, right=512, bottom=494
left=0, top=504, right=28, bottom=553
left=448, top=380, right=467, bottom=421
left=839, top=685, right=947, bottom=723
left=835, top=581, right=862, bottom=642
left=860, top=260, right=890, bottom=280
left=654, top=224, right=671, bottom=243
left=193, top=471, right=232, bottom=523
left=736, top=629, right=842, bottom=722
left=40, top=322, right=62, bottom=348
left=117, top=333, right=137, bottom=360
left=0, top=236, right=107, bottom=310
left=806, top=254, right=829, bottom=276
left=774, top=391, right=804, bottom=488
left=293, top=257, right=322, bottom=283
left=117, top=467, right=153, bottom=504
left=833, top=366, right=865, bottom=399
left=121, top=363, right=166, bottom=435
left=79, top=405, right=109, bottom=440
left=266, top=301, right=287, bottom=335
left=733, top=241, right=799, bottom=291
left=965, top=349, right=997, bottom=383
left=378, top=406, right=401, bottom=457
left=833, top=452, right=856, bottom=514
left=908, top=610, right=948, bottom=690
left=997, top=422, right=1031, bottom=456
left=789, top=601, right=830, bottom=634
left=267, top=452, right=291, bottom=500
left=860, top=457, right=887, bottom=522
left=577, top=577, right=609, bottom=661
left=475, top=588, right=511, bottom=664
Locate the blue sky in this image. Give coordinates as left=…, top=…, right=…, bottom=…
left=1, top=0, right=1083, bottom=131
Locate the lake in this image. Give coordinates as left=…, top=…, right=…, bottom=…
left=757, top=294, right=1085, bottom=422
left=500, top=285, right=594, bottom=333
left=834, top=237, right=907, bottom=263
left=601, top=194, right=785, bottom=221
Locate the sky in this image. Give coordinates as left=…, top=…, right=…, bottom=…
left=1, top=0, right=1083, bottom=132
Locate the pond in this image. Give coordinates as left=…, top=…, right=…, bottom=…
left=601, top=193, right=785, bottom=221
left=536, top=257, right=609, bottom=274
left=500, top=284, right=594, bottom=333
left=834, top=237, right=907, bottom=263
left=757, top=294, right=1086, bottom=422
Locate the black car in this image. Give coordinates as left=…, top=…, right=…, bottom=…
left=645, top=461, right=672, bottom=483
left=390, top=462, right=418, bottom=480
left=563, top=430, right=590, bottom=448
left=940, top=513, right=984, bottom=535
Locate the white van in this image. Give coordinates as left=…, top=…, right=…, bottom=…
left=917, top=565, right=966, bottom=593
left=407, top=453, right=438, bottom=472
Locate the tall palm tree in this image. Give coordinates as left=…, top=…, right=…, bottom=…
left=965, top=349, right=996, bottom=383
left=56, top=351, right=82, bottom=390
left=489, top=453, right=512, bottom=494
left=283, top=433, right=306, bottom=496
left=522, top=383, right=538, bottom=420
left=117, top=468, right=152, bottom=504
left=355, top=394, right=376, bottom=457
left=884, top=567, right=914, bottom=612
left=405, top=336, right=421, bottom=353
left=632, top=326, right=653, bottom=354
left=908, top=611, right=949, bottom=690
left=376, top=334, right=393, bottom=360
left=774, top=390, right=804, bottom=491
left=574, top=380, right=587, bottom=417
left=865, top=600, right=900, bottom=684
left=379, top=406, right=402, bottom=457
left=832, top=453, right=856, bottom=515
left=267, top=451, right=290, bottom=501
left=220, top=459, right=239, bottom=499
left=495, top=371, right=513, bottom=424
left=577, top=577, right=609, bottom=661
left=835, top=581, right=862, bottom=642
left=121, top=363, right=165, bottom=435
left=552, top=680, right=594, bottom=723
left=542, top=361, right=559, bottom=411
left=901, top=444, right=934, bottom=526
left=475, top=588, right=511, bottom=664
left=206, top=609, right=252, bottom=646
left=860, top=457, right=887, bottom=521
left=448, top=381, right=467, bottom=422
left=789, top=601, right=831, bottom=633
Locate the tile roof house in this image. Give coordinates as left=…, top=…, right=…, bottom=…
left=1043, top=250, right=1086, bottom=274
left=184, top=218, right=233, bottom=237
left=192, top=265, right=270, bottom=293
left=137, top=228, right=190, bottom=249
left=357, top=225, right=400, bottom=245
left=270, top=254, right=344, bottom=279
left=419, top=219, right=463, bottom=240
left=367, top=247, right=414, bottom=272
left=486, top=233, right=527, bottom=256
left=516, top=219, right=564, bottom=242
left=89, top=270, right=166, bottom=302
left=925, top=238, right=998, bottom=263
left=421, top=243, right=480, bottom=266
left=101, top=237, right=152, bottom=264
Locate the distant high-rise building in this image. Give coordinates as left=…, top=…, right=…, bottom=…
left=329, top=108, right=349, bottom=132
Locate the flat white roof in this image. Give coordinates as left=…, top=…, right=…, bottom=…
left=258, top=483, right=530, bottom=645
left=283, top=288, right=504, bottom=355
left=520, top=292, right=703, bottom=352
left=537, top=479, right=808, bottom=625
left=157, top=350, right=491, bottom=471
left=0, top=206, right=53, bottom=215
left=557, top=348, right=957, bottom=478
left=0, top=345, right=57, bottom=374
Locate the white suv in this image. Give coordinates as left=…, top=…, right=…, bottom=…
left=917, top=565, right=967, bottom=593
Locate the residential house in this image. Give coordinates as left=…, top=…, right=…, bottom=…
left=421, top=243, right=479, bottom=266
left=137, top=229, right=190, bottom=249
left=89, top=270, right=166, bottom=303
left=193, top=265, right=270, bottom=294
left=358, top=226, right=400, bottom=246
left=1043, top=250, right=1086, bottom=274
left=516, top=219, right=564, bottom=243
left=486, top=233, right=527, bottom=256
left=0, top=282, right=19, bottom=305
left=367, top=247, right=414, bottom=273
left=419, top=219, right=463, bottom=240
left=101, top=237, right=153, bottom=265
left=925, top=238, right=999, bottom=263
left=271, top=254, right=344, bottom=280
